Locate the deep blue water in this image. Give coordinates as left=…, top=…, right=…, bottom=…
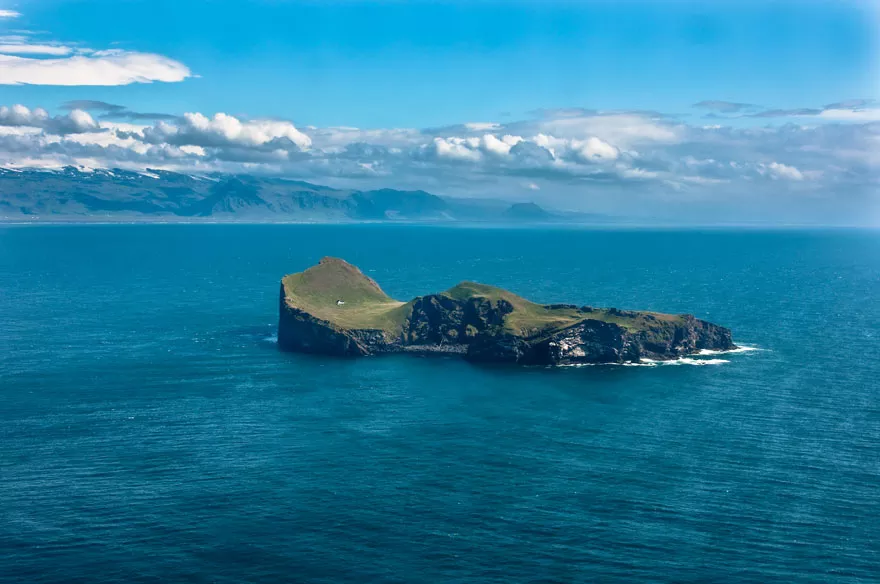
left=1, top=225, right=878, bottom=583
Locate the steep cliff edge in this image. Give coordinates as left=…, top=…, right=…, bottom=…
left=278, top=257, right=736, bottom=365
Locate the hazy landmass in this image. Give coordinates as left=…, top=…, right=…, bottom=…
left=0, top=167, right=611, bottom=225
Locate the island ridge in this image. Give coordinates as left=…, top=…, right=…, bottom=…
left=278, top=257, right=736, bottom=365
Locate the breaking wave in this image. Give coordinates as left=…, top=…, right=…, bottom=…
left=558, top=347, right=764, bottom=368
left=560, top=357, right=730, bottom=368
left=696, top=344, right=763, bottom=356
left=657, top=357, right=730, bottom=366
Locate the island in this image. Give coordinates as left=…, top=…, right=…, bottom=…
left=277, top=257, right=736, bottom=365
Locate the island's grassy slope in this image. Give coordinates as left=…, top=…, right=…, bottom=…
left=282, top=257, right=410, bottom=334
left=440, top=281, right=685, bottom=338
left=283, top=258, right=688, bottom=339
left=591, top=310, right=685, bottom=332
left=442, top=281, right=584, bottom=337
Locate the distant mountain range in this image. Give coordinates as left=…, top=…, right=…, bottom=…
left=0, top=166, right=610, bottom=224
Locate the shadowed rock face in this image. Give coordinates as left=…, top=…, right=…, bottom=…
left=278, top=257, right=735, bottom=365
left=402, top=295, right=514, bottom=346
left=277, top=300, right=390, bottom=357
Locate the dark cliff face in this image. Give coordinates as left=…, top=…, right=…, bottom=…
left=402, top=295, right=513, bottom=345
left=524, top=320, right=641, bottom=365
left=634, top=315, right=734, bottom=359
left=277, top=284, right=389, bottom=356
left=278, top=280, right=736, bottom=365
left=466, top=316, right=734, bottom=365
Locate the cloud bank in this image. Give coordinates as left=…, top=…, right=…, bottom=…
left=697, top=98, right=880, bottom=123
left=0, top=104, right=100, bottom=134
left=693, top=100, right=759, bottom=113
left=0, top=99, right=877, bottom=224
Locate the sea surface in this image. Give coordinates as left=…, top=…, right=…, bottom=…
left=1, top=225, right=878, bottom=583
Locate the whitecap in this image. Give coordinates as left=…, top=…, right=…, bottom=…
left=557, top=360, right=658, bottom=368
left=556, top=355, right=731, bottom=367
left=696, top=344, right=762, bottom=356
left=662, top=357, right=730, bottom=366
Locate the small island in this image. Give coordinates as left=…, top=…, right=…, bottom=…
left=278, top=257, right=736, bottom=365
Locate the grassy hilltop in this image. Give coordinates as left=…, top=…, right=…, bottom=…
left=281, top=258, right=411, bottom=334
left=281, top=257, right=686, bottom=341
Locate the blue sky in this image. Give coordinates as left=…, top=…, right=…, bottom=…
left=0, top=0, right=878, bottom=224
left=6, top=0, right=878, bottom=126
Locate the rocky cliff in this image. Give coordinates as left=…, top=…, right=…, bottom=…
left=278, top=257, right=736, bottom=365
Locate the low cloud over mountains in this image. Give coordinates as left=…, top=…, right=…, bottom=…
left=0, top=100, right=877, bottom=224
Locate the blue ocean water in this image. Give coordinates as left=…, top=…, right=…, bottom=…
left=0, top=225, right=878, bottom=583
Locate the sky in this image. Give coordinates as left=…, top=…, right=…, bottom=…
left=0, top=0, right=878, bottom=225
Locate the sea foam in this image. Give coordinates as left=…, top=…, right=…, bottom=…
left=696, top=344, right=762, bottom=356
left=559, top=356, right=730, bottom=368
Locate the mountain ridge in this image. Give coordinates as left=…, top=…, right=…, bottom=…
left=0, top=166, right=610, bottom=224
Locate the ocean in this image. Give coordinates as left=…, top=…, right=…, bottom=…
left=1, top=225, right=878, bottom=583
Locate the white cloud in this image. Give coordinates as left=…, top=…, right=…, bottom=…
left=180, top=145, right=206, bottom=157
left=0, top=43, right=73, bottom=56
left=145, top=112, right=311, bottom=150
left=430, top=137, right=483, bottom=162
left=0, top=103, right=100, bottom=134
left=679, top=175, right=728, bottom=185
left=620, top=167, right=659, bottom=180
left=0, top=104, right=48, bottom=126
left=189, top=113, right=311, bottom=148
left=480, top=133, right=522, bottom=156
left=0, top=10, right=192, bottom=86
left=0, top=11, right=191, bottom=85
left=575, top=136, right=619, bottom=161
left=0, top=124, right=40, bottom=136
left=55, top=109, right=100, bottom=133
left=306, top=126, right=422, bottom=150
left=0, top=50, right=191, bottom=85
left=764, top=162, right=804, bottom=181
left=818, top=108, right=880, bottom=122
left=3, top=157, right=66, bottom=169
left=55, top=122, right=146, bottom=152
left=464, top=122, right=501, bottom=132
left=535, top=113, right=681, bottom=148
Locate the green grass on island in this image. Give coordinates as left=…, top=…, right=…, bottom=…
left=281, top=257, right=412, bottom=334
left=282, top=257, right=685, bottom=338
left=440, top=281, right=586, bottom=337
